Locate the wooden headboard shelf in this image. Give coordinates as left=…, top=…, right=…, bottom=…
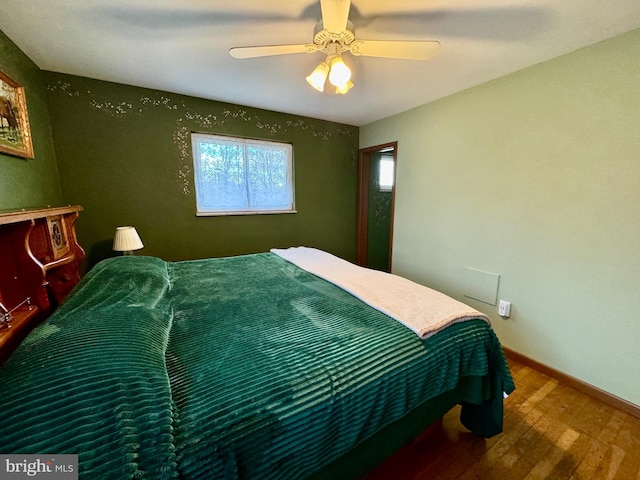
left=0, top=205, right=84, bottom=362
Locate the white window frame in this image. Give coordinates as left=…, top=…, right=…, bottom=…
left=191, top=133, right=296, bottom=216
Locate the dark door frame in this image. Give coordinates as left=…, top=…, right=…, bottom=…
left=356, top=141, right=398, bottom=271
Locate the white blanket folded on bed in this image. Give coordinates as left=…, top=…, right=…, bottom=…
left=271, top=247, right=490, bottom=339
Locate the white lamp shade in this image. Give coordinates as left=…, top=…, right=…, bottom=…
left=113, top=226, right=144, bottom=252
left=328, top=56, right=351, bottom=87
left=306, top=62, right=330, bottom=92
left=335, top=80, right=354, bottom=95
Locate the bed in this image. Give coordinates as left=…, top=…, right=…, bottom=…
left=0, top=248, right=514, bottom=479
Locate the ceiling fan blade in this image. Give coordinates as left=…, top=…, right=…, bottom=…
left=349, top=40, right=441, bottom=61
left=229, top=44, right=315, bottom=59
left=320, top=0, right=351, bottom=34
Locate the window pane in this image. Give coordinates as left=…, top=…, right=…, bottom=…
left=379, top=157, right=394, bottom=192
left=198, top=141, right=247, bottom=209
left=247, top=143, right=292, bottom=208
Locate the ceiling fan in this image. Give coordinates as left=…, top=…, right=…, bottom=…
left=229, top=0, right=440, bottom=94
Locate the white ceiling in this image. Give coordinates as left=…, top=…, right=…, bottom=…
left=1, top=0, right=639, bottom=126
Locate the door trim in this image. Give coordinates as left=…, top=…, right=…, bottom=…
left=356, top=141, right=398, bottom=271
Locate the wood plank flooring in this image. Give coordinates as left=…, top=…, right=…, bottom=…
left=364, top=358, right=640, bottom=479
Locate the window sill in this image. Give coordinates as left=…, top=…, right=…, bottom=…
left=196, top=210, right=298, bottom=217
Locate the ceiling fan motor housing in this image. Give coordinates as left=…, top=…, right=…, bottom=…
left=313, top=20, right=355, bottom=52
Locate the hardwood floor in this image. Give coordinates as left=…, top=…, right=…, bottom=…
left=364, top=358, right=640, bottom=479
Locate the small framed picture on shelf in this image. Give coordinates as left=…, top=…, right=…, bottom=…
left=0, top=70, right=34, bottom=159
left=46, top=215, right=70, bottom=259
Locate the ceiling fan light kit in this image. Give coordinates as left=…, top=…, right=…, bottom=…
left=306, top=41, right=353, bottom=94
left=228, top=0, right=441, bottom=95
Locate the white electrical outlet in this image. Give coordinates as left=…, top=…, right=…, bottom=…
left=498, top=300, right=511, bottom=318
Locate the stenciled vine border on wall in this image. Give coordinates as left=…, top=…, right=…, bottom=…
left=47, top=80, right=357, bottom=195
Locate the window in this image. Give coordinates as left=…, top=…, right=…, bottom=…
left=191, top=133, right=295, bottom=215
left=378, top=155, right=394, bottom=192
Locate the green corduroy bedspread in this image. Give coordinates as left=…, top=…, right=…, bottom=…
left=0, top=254, right=514, bottom=479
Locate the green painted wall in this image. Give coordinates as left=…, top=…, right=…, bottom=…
left=361, top=29, right=640, bottom=406
left=0, top=30, right=62, bottom=210
left=44, top=73, right=359, bottom=266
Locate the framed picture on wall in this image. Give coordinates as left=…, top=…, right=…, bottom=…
left=46, top=215, right=70, bottom=260
left=0, top=70, right=34, bottom=159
